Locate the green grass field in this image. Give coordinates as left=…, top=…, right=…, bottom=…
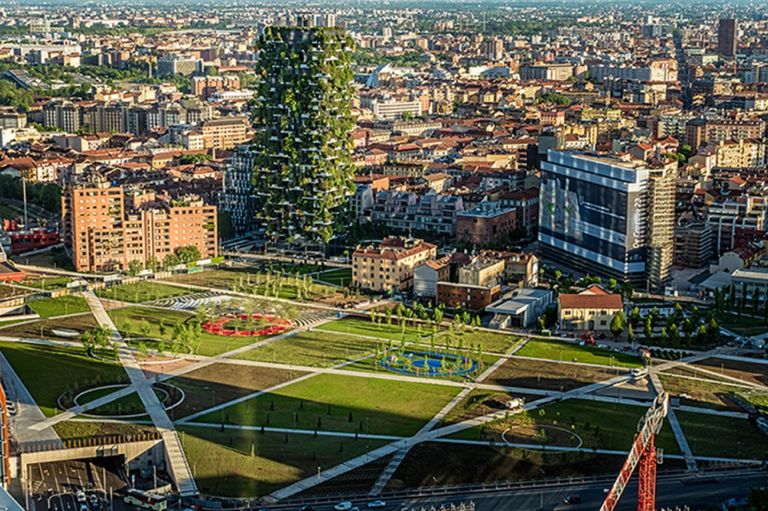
left=317, top=318, right=431, bottom=343
left=516, top=339, right=642, bottom=368
left=0, top=342, right=128, bottom=416
left=26, top=295, right=90, bottom=318
left=431, top=329, right=522, bottom=355
left=96, top=281, right=192, bottom=303
left=235, top=330, right=380, bottom=368
left=108, top=306, right=264, bottom=357
left=0, top=313, right=98, bottom=339
left=314, top=268, right=352, bottom=286
left=179, top=426, right=387, bottom=497
left=19, top=275, right=72, bottom=290
left=451, top=399, right=679, bottom=454
left=165, top=269, right=335, bottom=300
left=676, top=411, right=768, bottom=459
left=193, top=373, right=460, bottom=437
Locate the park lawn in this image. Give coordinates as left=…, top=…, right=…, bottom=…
left=316, top=318, right=432, bottom=343
left=0, top=341, right=128, bottom=416
left=430, top=329, right=522, bottom=355
left=96, top=281, right=193, bottom=303
left=165, top=268, right=335, bottom=300
left=27, top=295, right=90, bottom=318
left=659, top=374, right=747, bottom=411
left=193, top=373, right=461, bottom=437
left=235, top=330, right=380, bottom=368
left=718, top=313, right=768, bottom=337
left=19, top=275, right=72, bottom=290
left=516, top=339, right=642, bottom=368
left=314, top=268, right=352, bottom=286
left=0, top=313, right=98, bottom=340
left=53, top=421, right=156, bottom=442
left=451, top=399, right=679, bottom=455
left=676, top=411, right=768, bottom=459
left=179, top=426, right=387, bottom=497
left=167, top=363, right=307, bottom=419
left=108, top=306, right=262, bottom=357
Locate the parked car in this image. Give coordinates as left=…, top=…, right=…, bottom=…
left=563, top=495, right=581, bottom=505
left=367, top=501, right=386, bottom=508
left=335, top=502, right=353, bottom=511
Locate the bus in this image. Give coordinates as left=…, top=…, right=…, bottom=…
left=123, top=489, right=168, bottom=511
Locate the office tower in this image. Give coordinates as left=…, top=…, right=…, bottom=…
left=718, top=18, right=737, bottom=57
left=538, top=151, right=675, bottom=290
left=250, top=27, right=356, bottom=243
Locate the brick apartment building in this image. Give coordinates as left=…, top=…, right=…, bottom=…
left=62, top=176, right=218, bottom=272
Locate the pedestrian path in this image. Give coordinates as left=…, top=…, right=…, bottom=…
left=87, top=292, right=199, bottom=495
left=649, top=371, right=698, bottom=472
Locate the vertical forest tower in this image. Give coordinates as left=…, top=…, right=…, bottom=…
left=251, top=27, right=356, bottom=243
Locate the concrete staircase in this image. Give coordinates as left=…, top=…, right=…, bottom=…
left=163, top=431, right=197, bottom=496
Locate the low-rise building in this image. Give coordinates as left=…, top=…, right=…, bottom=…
left=352, top=237, right=437, bottom=292
left=456, top=203, right=518, bottom=246
left=558, top=284, right=623, bottom=332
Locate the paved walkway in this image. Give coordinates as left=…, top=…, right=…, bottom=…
left=87, top=292, right=198, bottom=496
left=0, top=352, right=62, bottom=446
left=649, top=371, right=698, bottom=472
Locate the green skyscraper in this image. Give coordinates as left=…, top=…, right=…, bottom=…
left=251, top=26, right=356, bottom=244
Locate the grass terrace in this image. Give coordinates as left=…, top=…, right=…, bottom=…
left=96, top=281, right=192, bottom=303
left=0, top=341, right=128, bottom=416
left=316, top=317, right=432, bottom=343
left=516, top=339, right=642, bottom=368
left=677, top=411, right=768, bottom=459
left=26, top=294, right=90, bottom=318
left=192, top=373, right=460, bottom=437
left=108, top=306, right=267, bottom=357
left=314, top=268, right=352, bottom=286
left=235, top=330, right=380, bottom=368
left=179, top=426, right=388, bottom=497
left=19, top=275, right=73, bottom=290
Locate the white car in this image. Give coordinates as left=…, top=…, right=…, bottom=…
left=368, top=501, right=386, bottom=509
left=335, top=502, right=353, bottom=511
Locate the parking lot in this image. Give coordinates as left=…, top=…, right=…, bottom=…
left=28, top=457, right=127, bottom=511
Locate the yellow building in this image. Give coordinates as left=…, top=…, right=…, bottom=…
left=352, top=237, right=437, bottom=292
left=558, top=285, right=623, bottom=332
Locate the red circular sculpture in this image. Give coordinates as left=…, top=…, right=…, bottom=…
left=202, top=314, right=291, bottom=337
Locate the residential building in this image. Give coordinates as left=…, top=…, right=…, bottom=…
left=352, top=237, right=437, bottom=292
left=718, top=18, right=738, bottom=57
left=62, top=174, right=217, bottom=272
left=558, top=284, right=623, bottom=332
left=220, top=145, right=257, bottom=235
left=456, top=203, right=518, bottom=246
left=201, top=117, right=249, bottom=150
left=674, top=220, right=714, bottom=268
left=250, top=27, right=356, bottom=243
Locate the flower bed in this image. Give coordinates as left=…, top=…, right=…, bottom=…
left=202, top=313, right=291, bottom=337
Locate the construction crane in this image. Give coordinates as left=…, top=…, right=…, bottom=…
left=599, top=392, right=670, bottom=511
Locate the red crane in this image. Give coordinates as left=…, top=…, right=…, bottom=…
left=600, top=392, right=670, bottom=511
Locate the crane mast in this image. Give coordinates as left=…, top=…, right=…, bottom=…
left=599, top=392, right=669, bottom=511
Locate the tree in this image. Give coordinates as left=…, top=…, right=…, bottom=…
left=174, top=246, right=201, bottom=264
left=127, top=260, right=143, bottom=277
left=609, top=311, right=626, bottom=340
left=644, top=316, right=653, bottom=339
left=627, top=323, right=635, bottom=343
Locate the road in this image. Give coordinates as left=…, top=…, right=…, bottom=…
left=269, top=470, right=768, bottom=511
